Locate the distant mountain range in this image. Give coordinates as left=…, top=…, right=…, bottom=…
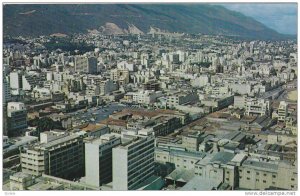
left=3, top=4, right=295, bottom=40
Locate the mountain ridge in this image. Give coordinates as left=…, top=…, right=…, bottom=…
left=3, top=4, right=292, bottom=40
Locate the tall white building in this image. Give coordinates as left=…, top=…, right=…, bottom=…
left=85, top=134, right=121, bottom=187
left=112, top=133, right=155, bottom=190
left=10, top=71, right=23, bottom=90
left=3, top=75, right=11, bottom=104
left=278, top=101, right=288, bottom=122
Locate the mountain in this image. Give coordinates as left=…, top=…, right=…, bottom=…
left=3, top=4, right=290, bottom=40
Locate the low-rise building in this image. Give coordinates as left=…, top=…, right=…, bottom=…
left=167, top=92, right=199, bottom=108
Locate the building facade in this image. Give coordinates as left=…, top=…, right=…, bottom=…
left=112, top=134, right=155, bottom=190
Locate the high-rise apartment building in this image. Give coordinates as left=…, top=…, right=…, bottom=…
left=85, top=134, right=121, bottom=187
left=278, top=101, right=288, bottom=122
left=112, top=133, right=155, bottom=190
left=75, top=56, right=97, bottom=74
left=7, top=102, right=27, bottom=136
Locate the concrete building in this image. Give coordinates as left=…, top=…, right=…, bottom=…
left=182, top=132, right=204, bottom=151
left=99, top=79, right=118, bottom=95
left=194, top=152, right=243, bottom=189
left=9, top=71, right=23, bottom=90
left=110, top=69, right=130, bottom=85
left=20, top=133, right=84, bottom=180
left=22, top=73, right=46, bottom=91
left=122, top=90, right=163, bottom=105
left=167, top=92, right=199, bottom=108
left=155, top=147, right=206, bottom=170
left=277, top=101, right=288, bottom=122
left=191, top=75, right=210, bottom=87
left=117, top=61, right=135, bottom=71
left=144, top=81, right=160, bottom=91
left=230, top=83, right=251, bottom=95
left=9, top=172, right=35, bottom=191
left=112, top=133, right=155, bottom=190
left=201, top=95, right=234, bottom=112
left=234, top=96, right=247, bottom=109
left=7, top=102, right=27, bottom=136
left=75, top=56, right=97, bottom=74
left=239, top=158, right=297, bottom=190
left=85, top=134, right=121, bottom=187
left=245, top=98, right=270, bottom=116
left=3, top=75, right=11, bottom=104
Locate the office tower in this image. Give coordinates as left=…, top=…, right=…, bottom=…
left=75, top=56, right=97, bottom=74
left=112, top=133, right=155, bottom=190
left=85, top=134, right=121, bottom=187
left=7, top=102, right=27, bottom=137
left=20, top=132, right=84, bottom=180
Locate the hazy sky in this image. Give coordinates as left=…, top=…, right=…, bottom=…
left=221, top=3, right=297, bottom=35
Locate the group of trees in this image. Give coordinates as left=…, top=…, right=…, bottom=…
left=28, top=117, right=65, bottom=136
left=43, top=37, right=94, bottom=55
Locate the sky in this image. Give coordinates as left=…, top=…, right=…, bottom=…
left=221, top=3, right=297, bottom=35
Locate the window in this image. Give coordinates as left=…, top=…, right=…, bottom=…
left=256, top=179, right=259, bottom=182
left=239, top=170, right=242, bottom=172
left=256, top=172, right=259, bottom=175
left=239, top=176, right=242, bottom=179
left=263, top=180, right=266, bottom=183
left=263, top=174, right=267, bottom=177
left=247, top=177, right=250, bottom=180
left=227, top=171, right=230, bottom=174
left=291, top=185, right=294, bottom=189
left=272, top=182, right=275, bottom=185
left=291, top=178, right=295, bottom=181
left=247, top=171, right=250, bottom=174
left=272, top=175, right=276, bottom=178
left=226, top=178, right=229, bottom=181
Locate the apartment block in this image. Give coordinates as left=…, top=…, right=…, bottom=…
left=112, top=133, right=155, bottom=190
left=277, top=101, right=288, bottom=122
left=75, top=56, right=97, bottom=74
left=167, top=92, right=199, bottom=108
left=85, top=134, right=121, bottom=187
left=245, top=99, right=270, bottom=116
left=239, top=158, right=297, bottom=190
left=20, top=133, right=84, bottom=180
left=7, top=102, right=27, bottom=136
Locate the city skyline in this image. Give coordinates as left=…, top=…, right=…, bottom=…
left=2, top=2, right=298, bottom=194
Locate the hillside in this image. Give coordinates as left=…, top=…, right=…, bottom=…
left=3, top=4, right=288, bottom=40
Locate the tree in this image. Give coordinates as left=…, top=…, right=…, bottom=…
left=270, top=68, right=277, bottom=76
left=29, top=117, right=65, bottom=137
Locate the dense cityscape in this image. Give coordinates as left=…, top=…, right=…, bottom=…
left=2, top=11, right=298, bottom=191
